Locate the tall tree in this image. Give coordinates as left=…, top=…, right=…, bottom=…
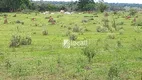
left=0, top=0, right=30, bottom=12
left=97, top=0, right=108, bottom=12
left=77, top=0, right=95, bottom=11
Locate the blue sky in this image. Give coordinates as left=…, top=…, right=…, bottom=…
left=33, top=0, right=142, bottom=4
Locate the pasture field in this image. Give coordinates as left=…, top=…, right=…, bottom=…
left=0, top=11, right=142, bottom=80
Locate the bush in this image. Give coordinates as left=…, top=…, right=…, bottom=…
left=112, top=18, right=116, bottom=30
left=131, top=39, right=142, bottom=51
left=117, top=22, right=124, bottom=25
left=69, top=34, right=77, bottom=41
left=82, top=19, right=88, bottom=23
left=102, top=18, right=109, bottom=29
left=73, top=26, right=80, bottom=32
left=129, top=8, right=137, bottom=16
left=42, top=30, right=48, bottom=35
left=108, top=65, right=119, bottom=80
left=82, top=45, right=96, bottom=63
left=4, top=19, right=8, bottom=24
left=107, top=33, right=116, bottom=39
left=16, top=20, right=21, bottom=23
left=119, top=29, right=124, bottom=35
left=13, top=14, right=16, bottom=17
left=96, top=26, right=108, bottom=33
left=132, top=17, right=142, bottom=26
left=20, top=36, right=32, bottom=45
left=9, top=35, right=32, bottom=47
left=21, top=9, right=32, bottom=14
left=9, top=35, right=21, bottom=47
left=65, top=31, right=71, bottom=36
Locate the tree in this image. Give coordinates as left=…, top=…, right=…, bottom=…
left=77, top=0, right=95, bottom=11
left=0, top=0, right=30, bottom=12
left=96, top=0, right=108, bottom=12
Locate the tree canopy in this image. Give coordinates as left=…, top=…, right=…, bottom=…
left=0, top=0, right=30, bottom=12
left=77, top=0, right=95, bottom=11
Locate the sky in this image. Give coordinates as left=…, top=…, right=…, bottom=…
left=33, top=0, right=142, bottom=4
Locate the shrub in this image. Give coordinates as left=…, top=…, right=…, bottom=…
left=132, top=17, right=142, bottom=26
left=116, top=26, right=123, bottom=31
left=21, top=22, right=24, bottom=25
left=13, top=14, right=16, bottom=17
left=82, top=19, right=88, bottom=23
left=104, top=12, right=109, bottom=17
left=9, top=35, right=32, bottom=47
left=107, top=33, right=116, bottom=39
left=131, top=39, right=142, bottom=51
left=21, top=9, right=32, bottom=14
left=45, top=16, right=50, bottom=19
left=108, top=65, right=119, bottom=80
left=96, top=26, right=108, bottom=33
left=112, top=18, right=117, bottom=30
left=69, top=34, right=77, bottom=41
left=102, top=18, right=109, bottom=29
left=16, top=20, right=21, bottom=23
left=4, top=19, right=8, bottom=24
left=117, top=40, right=122, bottom=47
left=3, top=14, right=8, bottom=17
left=119, top=29, right=124, bottom=35
left=73, top=26, right=80, bottom=32
left=20, top=36, right=32, bottom=45
left=129, top=8, right=137, bottom=16
left=9, top=35, right=21, bottom=47
left=42, top=30, right=48, bottom=35
left=82, top=45, right=96, bottom=63
left=68, top=27, right=72, bottom=30
left=65, top=31, right=71, bottom=36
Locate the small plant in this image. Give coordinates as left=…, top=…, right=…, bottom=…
left=108, top=65, right=119, bottom=80
left=9, top=35, right=32, bottom=47
left=16, top=20, right=21, bottom=23
left=13, top=14, right=16, bottom=17
left=9, top=35, right=21, bottom=47
left=42, top=30, right=48, bottom=35
left=4, top=19, right=8, bottom=24
left=104, top=12, right=109, bottom=17
left=20, top=36, right=32, bottom=45
left=119, top=29, right=124, bottom=35
left=107, top=33, right=116, bottom=39
left=65, top=30, right=71, bottom=36
left=117, top=40, right=122, bottom=47
left=131, top=39, right=142, bottom=51
left=129, top=8, right=137, bottom=16
left=96, top=26, right=108, bottom=33
left=117, top=22, right=124, bottom=25
left=102, top=17, right=109, bottom=29
left=73, top=26, right=80, bottom=32
left=5, top=59, right=11, bottom=70
left=69, top=34, right=77, bottom=41
left=82, top=45, right=96, bottom=63
left=112, top=18, right=117, bottom=30
left=82, top=19, right=88, bottom=23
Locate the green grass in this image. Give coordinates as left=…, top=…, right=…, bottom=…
left=0, top=12, right=142, bottom=80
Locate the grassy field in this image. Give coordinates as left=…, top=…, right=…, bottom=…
left=0, top=11, right=142, bottom=80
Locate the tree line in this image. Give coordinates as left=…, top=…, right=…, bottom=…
left=0, top=0, right=142, bottom=12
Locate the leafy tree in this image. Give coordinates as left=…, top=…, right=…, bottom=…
left=96, top=0, right=108, bottom=12
left=0, top=0, right=30, bottom=12
left=77, top=0, right=95, bottom=11
left=129, top=8, right=137, bottom=16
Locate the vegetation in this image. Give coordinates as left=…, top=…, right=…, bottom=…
left=0, top=0, right=142, bottom=80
